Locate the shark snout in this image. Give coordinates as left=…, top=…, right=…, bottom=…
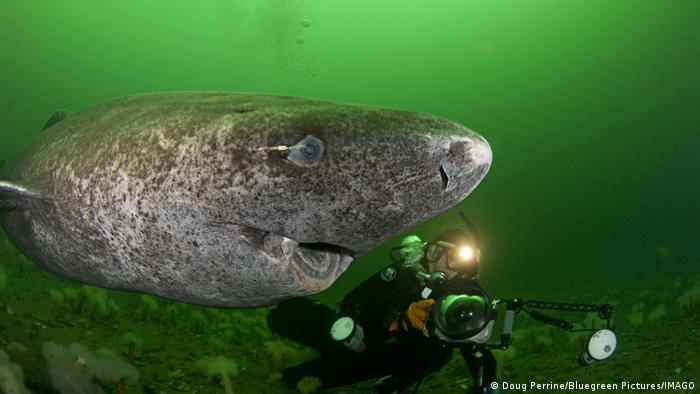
left=438, top=137, right=492, bottom=193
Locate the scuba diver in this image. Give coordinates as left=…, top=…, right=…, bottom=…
left=268, top=216, right=618, bottom=393
left=268, top=227, right=498, bottom=393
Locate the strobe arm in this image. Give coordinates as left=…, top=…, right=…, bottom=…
left=523, top=300, right=614, bottom=330
left=486, top=298, right=614, bottom=350
left=523, top=309, right=573, bottom=331
left=523, top=301, right=612, bottom=318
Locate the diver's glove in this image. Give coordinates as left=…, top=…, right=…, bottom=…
left=388, top=299, right=434, bottom=337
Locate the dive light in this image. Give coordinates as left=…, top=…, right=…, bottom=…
left=425, top=240, right=480, bottom=273
left=330, top=316, right=366, bottom=352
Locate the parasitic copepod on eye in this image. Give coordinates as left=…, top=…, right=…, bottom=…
left=253, top=135, right=325, bottom=167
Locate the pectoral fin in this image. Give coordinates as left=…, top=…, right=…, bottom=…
left=0, top=180, right=41, bottom=209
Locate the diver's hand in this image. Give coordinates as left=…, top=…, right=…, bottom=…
left=388, top=299, right=435, bottom=335
left=406, top=299, right=434, bottom=331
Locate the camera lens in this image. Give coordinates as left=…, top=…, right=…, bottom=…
left=454, top=306, right=474, bottom=322
left=436, top=294, right=487, bottom=340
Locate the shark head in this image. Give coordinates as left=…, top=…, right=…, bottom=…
left=219, top=98, right=492, bottom=302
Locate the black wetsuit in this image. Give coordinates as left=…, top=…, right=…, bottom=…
left=267, top=263, right=497, bottom=393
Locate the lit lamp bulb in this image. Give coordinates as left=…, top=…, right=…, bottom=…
left=458, top=246, right=474, bottom=261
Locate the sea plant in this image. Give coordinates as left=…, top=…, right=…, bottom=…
left=6, top=341, right=27, bottom=354
left=89, top=347, right=139, bottom=394
left=197, top=355, right=238, bottom=394
left=62, top=287, right=85, bottom=314
left=647, top=305, right=666, bottom=322
left=140, top=295, right=158, bottom=321
left=625, top=311, right=644, bottom=326
left=43, top=342, right=139, bottom=394
left=676, top=280, right=700, bottom=315
left=165, top=304, right=180, bottom=327
left=82, top=286, right=109, bottom=319
left=236, top=324, right=252, bottom=336
left=48, top=289, right=65, bottom=316
left=221, top=328, right=236, bottom=343
left=266, top=372, right=282, bottom=384
left=0, top=350, right=30, bottom=394
left=208, top=337, right=229, bottom=352
left=122, top=332, right=143, bottom=364
left=296, top=375, right=322, bottom=394
left=191, top=310, right=208, bottom=334
left=254, top=326, right=272, bottom=339
left=264, top=340, right=299, bottom=371
left=107, top=299, right=120, bottom=318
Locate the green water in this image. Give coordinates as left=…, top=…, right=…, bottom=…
left=1, top=1, right=699, bottom=393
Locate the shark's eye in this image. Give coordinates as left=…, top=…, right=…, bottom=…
left=287, top=135, right=324, bottom=167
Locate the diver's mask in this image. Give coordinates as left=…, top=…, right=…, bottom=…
left=424, top=240, right=481, bottom=278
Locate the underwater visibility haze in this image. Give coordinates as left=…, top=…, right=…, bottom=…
left=0, top=1, right=699, bottom=393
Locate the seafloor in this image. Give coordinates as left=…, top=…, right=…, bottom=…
left=0, top=230, right=697, bottom=393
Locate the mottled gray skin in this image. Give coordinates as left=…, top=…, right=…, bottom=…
left=0, top=93, right=491, bottom=307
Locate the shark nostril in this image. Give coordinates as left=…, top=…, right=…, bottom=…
left=439, top=164, right=449, bottom=191
left=448, top=141, right=467, bottom=162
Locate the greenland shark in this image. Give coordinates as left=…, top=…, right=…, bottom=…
left=0, top=92, right=491, bottom=307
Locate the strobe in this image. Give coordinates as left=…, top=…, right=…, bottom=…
left=579, top=329, right=617, bottom=366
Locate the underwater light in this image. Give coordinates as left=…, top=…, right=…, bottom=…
left=579, top=329, right=617, bottom=366
left=330, top=316, right=366, bottom=353
left=458, top=246, right=474, bottom=261
left=451, top=245, right=480, bottom=273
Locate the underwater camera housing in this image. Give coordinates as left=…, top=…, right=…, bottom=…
left=427, top=278, right=497, bottom=344
left=426, top=280, right=618, bottom=364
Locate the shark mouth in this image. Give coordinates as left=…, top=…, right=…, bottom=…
left=261, top=231, right=355, bottom=291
